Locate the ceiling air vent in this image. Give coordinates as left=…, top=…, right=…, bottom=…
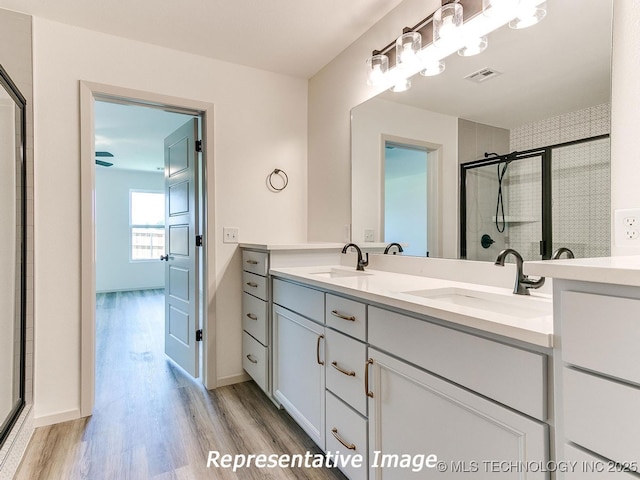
left=465, top=67, right=502, bottom=84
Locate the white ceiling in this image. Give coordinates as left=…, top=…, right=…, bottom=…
left=376, top=0, right=612, bottom=129
left=0, top=0, right=404, bottom=78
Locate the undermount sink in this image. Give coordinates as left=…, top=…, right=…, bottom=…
left=310, top=269, right=372, bottom=279
left=401, top=287, right=551, bottom=319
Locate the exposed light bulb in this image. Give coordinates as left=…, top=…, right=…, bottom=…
left=458, top=36, right=488, bottom=57
left=396, top=32, right=422, bottom=71
left=390, top=77, right=411, bottom=92
left=420, top=59, right=445, bottom=77
left=434, top=2, right=463, bottom=48
left=366, top=54, right=389, bottom=86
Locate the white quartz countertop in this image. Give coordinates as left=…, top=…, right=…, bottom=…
left=525, top=255, right=640, bottom=287
left=239, top=242, right=345, bottom=251
left=270, top=265, right=553, bottom=348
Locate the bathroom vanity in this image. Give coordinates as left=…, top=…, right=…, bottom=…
left=241, top=246, right=556, bottom=479
left=526, top=257, right=640, bottom=479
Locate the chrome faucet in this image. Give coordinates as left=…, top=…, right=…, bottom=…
left=551, top=247, right=575, bottom=260
left=494, top=248, right=545, bottom=295
left=341, top=243, right=369, bottom=271
left=383, top=243, right=404, bottom=255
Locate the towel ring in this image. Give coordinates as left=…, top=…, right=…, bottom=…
left=268, top=168, right=288, bottom=192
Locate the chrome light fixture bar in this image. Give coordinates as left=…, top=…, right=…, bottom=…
left=365, top=0, right=547, bottom=92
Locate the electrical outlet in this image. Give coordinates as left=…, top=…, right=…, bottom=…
left=615, top=209, right=640, bottom=246
left=223, top=227, right=239, bottom=243
left=364, top=229, right=375, bottom=242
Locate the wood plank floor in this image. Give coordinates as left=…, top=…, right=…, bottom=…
left=16, top=290, right=347, bottom=480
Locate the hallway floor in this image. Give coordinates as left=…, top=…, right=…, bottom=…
left=16, top=290, right=346, bottom=479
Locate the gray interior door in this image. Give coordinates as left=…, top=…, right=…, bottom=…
left=163, top=118, right=199, bottom=377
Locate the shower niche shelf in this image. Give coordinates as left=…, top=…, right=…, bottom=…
left=491, top=216, right=539, bottom=223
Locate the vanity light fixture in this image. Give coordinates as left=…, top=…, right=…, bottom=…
left=365, top=0, right=547, bottom=92
left=509, top=0, right=547, bottom=29
left=366, top=53, right=389, bottom=87
left=433, top=1, right=464, bottom=49
left=458, top=35, right=488, bottom=56
left=396, top=31, right=422, bottom=71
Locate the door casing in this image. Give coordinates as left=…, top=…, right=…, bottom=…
left=80, top=81, right=216, bottom=417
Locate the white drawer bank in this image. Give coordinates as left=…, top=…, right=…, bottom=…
left=270, top=269, right=552, bottom=480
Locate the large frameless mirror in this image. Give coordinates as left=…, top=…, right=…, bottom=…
left=0, top=64, right=26, bottom=447
left=351, top=0, right=612, bottom=260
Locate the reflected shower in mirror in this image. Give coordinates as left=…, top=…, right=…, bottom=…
left=0, top=65, right=26, bottom=447
left=351, top=0, right=612, bottom=259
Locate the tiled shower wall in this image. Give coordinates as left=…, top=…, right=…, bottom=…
left=507, top=103, right=611, bottom=260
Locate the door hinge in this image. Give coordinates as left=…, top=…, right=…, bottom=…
left=196, top=329, right=203, bottom=342
left=195, top=140, right=202, bottom=152
left=196, top=235, right=203, bottom=247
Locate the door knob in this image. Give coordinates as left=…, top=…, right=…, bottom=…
left=160, top=254, right=169, bottom=261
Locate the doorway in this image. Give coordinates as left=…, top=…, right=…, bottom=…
left=80, top=83, right=216, bottom=417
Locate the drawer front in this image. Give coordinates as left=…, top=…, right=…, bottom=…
left=243, top=331, right=268, bottom=392
left=242, top=292, right=268, bottom=345
left=242, top=250, right=268, bottom=276
left=562, top=291, right=640, bottom=384
left=564, top=368, right=640, bottom=467
left=325, top=294, right=366, bottom=341
left=326, top=391, right=368, bottom=480
left=273, top=278, right=324, bottom=323
left=368, top=306, right=547, bottom=420
left=242, top=271, right=268, bottom=301
left=326, top=328, right=367, bottom=416
left=564, top=444, right=639, bottom=479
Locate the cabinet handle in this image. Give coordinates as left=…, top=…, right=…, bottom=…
left=246, top=282, right=258, bottom=288
left=330, top=310, right=356, bottom=322
left=331, top=428, right=356, bottom=450
left=246, top=354, right=258, bottom=364
left=331, top=361, right=355, bottom=377
left=364, top=358, right=374, bottom=398
left=246, top=313, right=258, bottom=321
left=316, top=334, right=325, bottom=365
left=246, top=260, right=259, bottom=265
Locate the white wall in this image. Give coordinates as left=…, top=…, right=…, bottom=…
left=611, top=0, right=640, bottom=256
left=95, top=169, right=165, bottom=292
left=351, top=97, right=458, bottom=257
left=32, top=18, right=308, bottom=423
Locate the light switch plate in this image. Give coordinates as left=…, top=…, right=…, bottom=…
left=223, top=227, right=239, bottom=243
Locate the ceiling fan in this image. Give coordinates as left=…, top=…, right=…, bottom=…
left=95, top=151, right=114, bottom=167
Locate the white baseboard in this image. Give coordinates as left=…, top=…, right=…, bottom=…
left=33, top=408, right=81, bottom=428
left=215, top=372, right=250, bottom=388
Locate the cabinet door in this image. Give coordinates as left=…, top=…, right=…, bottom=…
left=368, top=349, right=549, bottom=480
left=273, top=305, right=326, bottom=449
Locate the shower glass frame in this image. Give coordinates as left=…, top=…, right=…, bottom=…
left=459, top=134, right=610, bottom=260
left=0, top=64, right=27, bottom=448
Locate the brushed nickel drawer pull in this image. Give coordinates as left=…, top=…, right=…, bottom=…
left=365, top=358, right=374, bottom=398
left=246, top=354, right=258, bottom=364
left=246, top=313, right=258, bottom=321
left=316, top=334, right=325, bottom=365
left=246, top=282, right=258, bottom=288
left=331, top=361, right=355, bottom=377
left=246, top=259, right=259, bottom=265
left=331, top=310, right=356, bottom=322
left=331, top=428, right=356, bottom=450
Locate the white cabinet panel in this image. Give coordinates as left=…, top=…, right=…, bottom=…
left=368, top=349, right=548, bottom=480
left=242, top=332, right=268, bottom=392
left=326, top=391, right=368, bottom=480
left=369, top=306, right=547, bottom=420
left=563, top=444, right=639, bottom=479
left=242, top=292, right=268, bottom=345
left=273, top=278, right=324, bottom=323
left=326, top=328, right=367, bottom=416
left=325, top=294, right=366, bottom=341
left=562, top=291, right=640, bottom=384
left=242, top=250, right=268, bottom=276
left=242, top=271, right=267, bottom=301
left=273, top=305, right=325, bottom=449
left=564, top=368, right=640, bottom=467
